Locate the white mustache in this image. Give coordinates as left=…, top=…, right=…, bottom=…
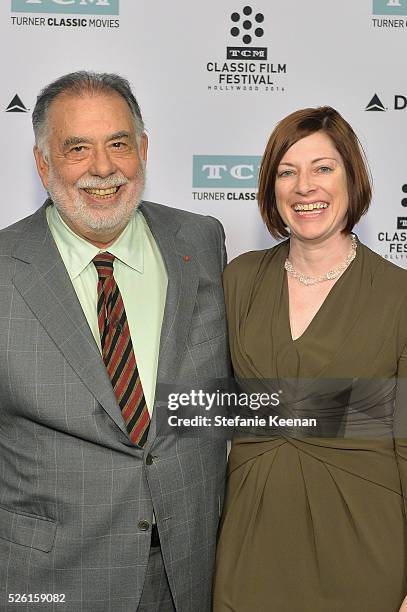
left=75, top=174, right=129, bottom=189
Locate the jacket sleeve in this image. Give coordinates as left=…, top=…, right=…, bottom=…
left=206, top=215, right=227, bottom=271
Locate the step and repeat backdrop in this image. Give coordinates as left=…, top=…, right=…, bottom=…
left=1, top=0, right=407, bottom=262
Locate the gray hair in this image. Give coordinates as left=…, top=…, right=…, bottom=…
left=32, top=71, right=145, bottom=156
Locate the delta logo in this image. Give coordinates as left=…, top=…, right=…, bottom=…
left=5, top=94, right=29, bottom=113
left=365, top=93, right=407, bottom=111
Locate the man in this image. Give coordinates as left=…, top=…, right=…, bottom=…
left=0, top=72, right=229, bottom=611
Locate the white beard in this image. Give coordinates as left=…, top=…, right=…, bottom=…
left=47, top=166, right=145, bottom=234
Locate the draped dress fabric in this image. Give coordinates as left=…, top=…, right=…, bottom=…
left=213, top=240, right=407, bottom=612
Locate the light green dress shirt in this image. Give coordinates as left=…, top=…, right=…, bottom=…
left=46, top=204, right=167, bottom=415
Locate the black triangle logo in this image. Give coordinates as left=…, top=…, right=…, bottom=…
left=5, top=94, right=29, bottom=113
left=365, top=94, right=386, bottom=112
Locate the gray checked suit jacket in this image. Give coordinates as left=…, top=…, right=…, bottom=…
left=0, top=200, right=230, bottom=612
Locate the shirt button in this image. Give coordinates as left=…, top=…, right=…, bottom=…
left=138, top=520, right=150, bottom=531
left=146, top=454, right=154, bottom=465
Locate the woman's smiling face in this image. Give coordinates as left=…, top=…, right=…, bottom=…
left=275, top=131, right=349, bottom=244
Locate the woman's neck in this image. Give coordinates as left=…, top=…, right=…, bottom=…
left=288, top=232, right=353, bottom=277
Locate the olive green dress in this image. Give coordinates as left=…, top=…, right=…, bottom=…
left=213, top=240, right=407, bottom=612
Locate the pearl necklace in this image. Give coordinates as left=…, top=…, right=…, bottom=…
left=284, top=234, right=357, bottom=286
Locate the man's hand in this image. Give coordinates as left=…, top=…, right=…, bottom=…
left=399, top=595, right=407, bottom=611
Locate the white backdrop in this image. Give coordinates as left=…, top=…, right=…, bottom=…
left=2, top=0, right=407, bottom=262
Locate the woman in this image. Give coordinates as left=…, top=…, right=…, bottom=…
left=213, top=107, right=407, bottom=611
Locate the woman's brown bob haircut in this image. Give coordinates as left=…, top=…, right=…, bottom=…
left=257, top=106, right=372, bottom=239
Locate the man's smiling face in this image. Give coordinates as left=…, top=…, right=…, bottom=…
left=34, top=91, right=148, bottom=247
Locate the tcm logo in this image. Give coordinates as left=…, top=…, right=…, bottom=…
left=227, top=48, right=267, bottom=59
left=227, top=6, right=267, bottom=60
left=373, top=0, right=407, bottom=14
left=193, top=155, right=261, bottom=189
left=365, top=93, right=407, bottom=111
left=11, top=0, right=118, bottom=14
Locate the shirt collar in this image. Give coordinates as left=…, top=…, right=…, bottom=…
left=46, top=204, right=144, bottom=280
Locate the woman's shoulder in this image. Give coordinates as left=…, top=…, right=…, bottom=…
left=224, top=241, right=288, bottom=285
left=360, top=241, right=407, bottom=284
left=358, top=242, right=407, bottom=315
left=224, top=249, right=268, bottom=278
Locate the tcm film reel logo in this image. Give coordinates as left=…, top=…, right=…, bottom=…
left=228, top=6, right=267, bottom=59
left=206, top=5, right=287, bottom=93
left=378, top=183, right=407, bottom=261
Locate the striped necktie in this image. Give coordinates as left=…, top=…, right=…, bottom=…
left=93, top=252, right=150, bottom=446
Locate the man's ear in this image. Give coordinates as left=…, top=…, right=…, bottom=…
left=139, top=132, right=148, bottom=164
left=33, top=145, right=49, bottom=189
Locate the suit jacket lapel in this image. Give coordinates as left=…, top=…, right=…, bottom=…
left=11, top=204, right=129, bottom=438
left=140, top=202, right=199, bottom=447
left=140, top=202, right=199, bottom=383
